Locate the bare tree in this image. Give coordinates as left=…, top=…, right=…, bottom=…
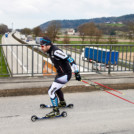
left=107, top=35, right=118, bottom=44
left=87, top=22, right=97, bottom=44
left=63, top=34, right=70, bottom=44
left=45, top=21, right=61, bottom=42
left=78, top=22, right=102, bottom=44
left=127, top=31, right=133, bottom=42
left=127, top=22, right=134, bottom=42
left=78, top=24, right=88, bottom=44
left=32, top=26, right=42, bottom=37
left=0, top=24, right=8, bottom=34
left=94, top=28, right=102, bottom=44
left=20, top=28, right=31, bottom=36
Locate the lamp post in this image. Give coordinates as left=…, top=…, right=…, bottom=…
left=12, top=22, right=13, bottom=32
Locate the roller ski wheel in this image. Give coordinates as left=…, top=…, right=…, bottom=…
left=67, top=104, right=74, bottom=108
left=40, top=104, right=46, bottom=108
left=31, top=115, right=38, bottom=122
left=61, top=111, right=67, bottom=117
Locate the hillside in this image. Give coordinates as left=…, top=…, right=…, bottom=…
left=39, top=14, right=134, bottom=30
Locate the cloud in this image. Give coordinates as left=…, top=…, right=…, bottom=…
left=0, top=10, right=3, bottom=15
left=0, top=0, right=134, bottom=29
left=0, top=0, right=39, bottom=15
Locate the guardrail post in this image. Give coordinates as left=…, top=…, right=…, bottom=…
left=133, top=56, right=134, bottom=72
left=32, top=46, right=34, bottom=77
left=108, top=45, right=112, bottom=75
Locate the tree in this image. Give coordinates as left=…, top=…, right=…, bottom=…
left=45, top=21, right=61, bottom=42
left=94, top=28, right=102, bottom=44
left=32, top=26, right=42, bottom=37
left=107, top=35, right=118, bottom=44
left=0, top=24, right=8, bottom=34
left=127, top=22, right=134, bottom=42
left=78, top=24, right=88, bottom=44
left=63, top=34, right=70, bottom=44
left=78, top=22, right=102, bottom=44
left=87, top=22, right=97, bottom=43
left=20, top=28, right=31, bottom=36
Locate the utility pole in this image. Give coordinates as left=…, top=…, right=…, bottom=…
left=12, top=22, right=13, bottom=32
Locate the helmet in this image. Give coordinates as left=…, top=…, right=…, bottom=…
left=40, top=37, right=52, bottom=46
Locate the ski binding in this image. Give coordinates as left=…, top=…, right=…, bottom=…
left=40, top=103, right=74, bottom=109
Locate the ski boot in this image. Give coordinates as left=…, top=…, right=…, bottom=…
left=45, top=107, right=60, bottom=118
left=58, top=101, right=67, bottom=108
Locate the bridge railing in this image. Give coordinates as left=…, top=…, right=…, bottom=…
left=0, top=44, right=134, bottom=77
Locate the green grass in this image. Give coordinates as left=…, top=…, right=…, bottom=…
left=0, top=35, right=9, bottom=77
left=55, top=40, right=134, bottom=52
left=0, top=34, right=2, bottom=42
left=56, top=40, right=134, bottom=45
left=56, top=41, right=89, bottom=44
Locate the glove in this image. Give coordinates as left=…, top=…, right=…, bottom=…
left=75, top=72, right=81, bottom=81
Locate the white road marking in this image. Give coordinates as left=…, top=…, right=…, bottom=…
left=4, top=37, right=28, bottom=73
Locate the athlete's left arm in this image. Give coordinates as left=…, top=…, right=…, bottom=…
left=54, top=50, right=78, bottom=72
left=54, top=50, right=81, bottom=81
left=66, top=56, right=81, bottom=81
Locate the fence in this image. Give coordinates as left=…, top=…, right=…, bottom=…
left=0, top=44, right=134, bottom=77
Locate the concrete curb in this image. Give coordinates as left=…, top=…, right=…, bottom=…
left=0, top=82, right=134, bottom=97
left=0, top=73, right=134, bottom=97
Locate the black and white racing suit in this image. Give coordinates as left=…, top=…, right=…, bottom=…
left=47, top=45, right=79, bottom=105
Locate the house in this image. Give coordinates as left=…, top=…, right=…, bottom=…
left=60, top=28, right=75, bottom=35
left=67, top=28, right=75, bottom=35
left=117, top=22, right=123, bottom=24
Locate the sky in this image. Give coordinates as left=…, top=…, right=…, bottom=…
left=0, top=0, right=134, bottom=29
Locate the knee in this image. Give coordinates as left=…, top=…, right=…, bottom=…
left=48, top=82, right=64, bottom=99
left=48, top=89, right=52, bottom=98
left=48, top=86, right=56, bottom=99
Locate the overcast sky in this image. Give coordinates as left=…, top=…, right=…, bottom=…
left=0, top=0, right=134, bottom=29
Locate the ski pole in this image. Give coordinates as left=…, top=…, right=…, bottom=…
left=90, top=80, right=124, bottom=95
left=80, top=78, right=124, bottom=95
left=104, top=90, right=134, bottom=104
left=81, top=79, right=134, bottom=105
left=73, top=72, right=124, bottom=95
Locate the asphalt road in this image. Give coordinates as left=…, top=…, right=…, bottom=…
left=0, top=90, right=134, bottom=134
left=2, top=33, right=44, bottom=76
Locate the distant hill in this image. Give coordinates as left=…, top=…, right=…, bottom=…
left=39, top=14, right=134, bottom=30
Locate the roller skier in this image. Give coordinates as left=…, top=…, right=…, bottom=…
left=40, top=37, right=81, bottom=118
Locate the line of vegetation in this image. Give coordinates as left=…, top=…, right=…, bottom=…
left=105, top=23, right=125, bottom=27
left=0, top=35, right=9, bottom=77
left=55, top=40, right=134, bottom=52
left=16, top=19, right=134, bottom=46
left=56, top=40, right=134, bottom=44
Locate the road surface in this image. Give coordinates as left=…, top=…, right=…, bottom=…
left=2, top=33, right=44, bottom=76
left=0, top=90, right=134, bottom=134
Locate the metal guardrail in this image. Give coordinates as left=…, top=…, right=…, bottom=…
left=0, top=44, right=134, bottom=77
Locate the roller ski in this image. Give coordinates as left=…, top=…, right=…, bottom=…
left=31, top=107, right=67, bottom=122
left=40, top=101, right=74, bottom=109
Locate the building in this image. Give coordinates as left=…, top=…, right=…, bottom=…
left=60, top=28, right=75, bottom=35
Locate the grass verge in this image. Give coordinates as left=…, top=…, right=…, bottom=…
left=0, top=35, right=9, bottom=77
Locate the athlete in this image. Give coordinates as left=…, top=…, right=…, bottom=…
left=40, top=37, right=81, bottom=117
